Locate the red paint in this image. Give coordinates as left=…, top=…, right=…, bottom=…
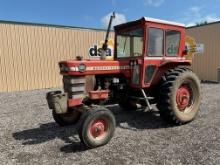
left=68, top=98, right=83, bottom=107
left=89, top=90, right=109, bottom=100
left=176, top=85, right=191, bottom=111
left=89, top=119, right=108, bottom=138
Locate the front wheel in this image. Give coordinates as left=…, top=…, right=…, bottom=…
left=78, top=108, right=116, bottom=148
left=157, top=67, right=201, bottom=124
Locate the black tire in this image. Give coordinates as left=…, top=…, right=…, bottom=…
left=52, top=109, right=81, bottom=126
left=78, top=108, right=116, bottom=148
left=157, top=67, right=201, bottom=124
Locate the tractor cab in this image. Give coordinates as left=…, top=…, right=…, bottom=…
left=114, top=17, right=189, bottom=88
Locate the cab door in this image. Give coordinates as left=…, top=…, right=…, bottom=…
left=142, top=26, right=165, bottom=87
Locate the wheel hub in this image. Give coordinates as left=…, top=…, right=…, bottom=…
left=176, top=85, right=191, bottom=111
left=89, top=119, right=107, bottom=138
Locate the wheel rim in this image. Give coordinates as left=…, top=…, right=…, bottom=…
left=176, top=84, right=193, bottom=112
left=89, top=119, right=108, bottom=140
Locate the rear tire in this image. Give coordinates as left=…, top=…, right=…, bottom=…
left=78, top=108, right=116, bottom=148
left=52, top=109, right=81, bottom=126
left=157, top=67, right=201, bottom=124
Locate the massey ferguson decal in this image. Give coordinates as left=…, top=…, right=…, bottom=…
left=69, top=65, right=130, bottom=71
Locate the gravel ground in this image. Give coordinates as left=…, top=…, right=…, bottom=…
left=0, top=83, right=220, bottom=165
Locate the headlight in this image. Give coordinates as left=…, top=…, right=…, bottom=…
left=78, top=63, right=86, bottom=72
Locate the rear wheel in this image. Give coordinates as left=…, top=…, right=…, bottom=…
left=157, top=67, right=201, bottom=124
left=78, top=108, right=116, bottom=148
left=52, top=109, right=81, bottom=126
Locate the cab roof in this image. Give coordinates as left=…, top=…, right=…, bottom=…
left=143, top=17, right=185, bottom=27
left=114, top=17, right=185, bottom=30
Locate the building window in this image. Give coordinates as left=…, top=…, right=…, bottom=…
left=148, top=28, right=164, bottom=56
left=166, top=30, right=181, bottom=56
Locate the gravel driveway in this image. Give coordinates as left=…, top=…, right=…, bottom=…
left=0, top=83, right=219, bottom=165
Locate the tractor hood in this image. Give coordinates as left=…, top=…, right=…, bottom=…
left=59, top=60, right=131, bottom=76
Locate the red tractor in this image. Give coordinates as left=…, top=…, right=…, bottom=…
left=46, top=13, right=201, bottom=148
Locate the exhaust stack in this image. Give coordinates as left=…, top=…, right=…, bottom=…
left=100, top=12, right=115, bottom=60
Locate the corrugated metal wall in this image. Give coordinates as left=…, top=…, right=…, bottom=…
left=0, top=22, right=114, bottom=92
left=186, top=23, right=220, bottom=82
left=1, top=21, right=219, bottom=92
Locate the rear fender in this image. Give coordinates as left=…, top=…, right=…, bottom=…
left=150, top=61, right=191, bottom=86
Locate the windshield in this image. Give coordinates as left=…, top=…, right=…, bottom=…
left=116, top=28, right=144, bottom=58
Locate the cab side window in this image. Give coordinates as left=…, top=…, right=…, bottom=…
left=166, top=30, right=181, bottom=56
left=148, top=28, right=164, bottom=56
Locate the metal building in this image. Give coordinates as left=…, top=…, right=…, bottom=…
left=0, top=21, right=113, bottom=92
left=0, top=20, right=219, bottom=92
left=186, top=22, right=220, bottom=82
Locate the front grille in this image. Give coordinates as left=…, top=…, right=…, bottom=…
left=63, top=76, right=85, bottom=99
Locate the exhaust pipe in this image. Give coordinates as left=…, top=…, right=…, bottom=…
left=100, top=12, right=115, bottom=60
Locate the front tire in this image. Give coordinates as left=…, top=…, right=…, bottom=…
left=157, top=67, right=201, bottom=124
left=78, top=108, right=116, bottom=148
